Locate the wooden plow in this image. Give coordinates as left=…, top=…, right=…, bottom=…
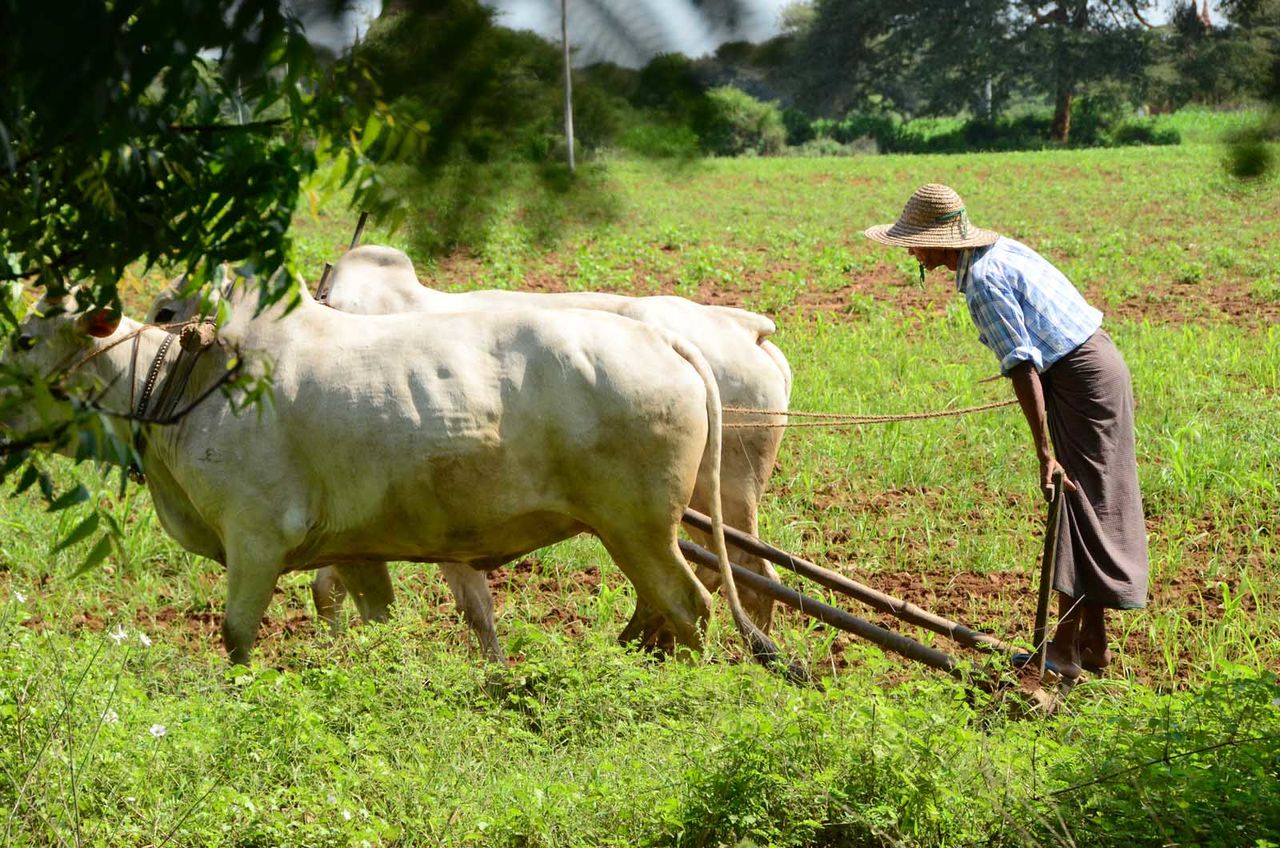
left=680, top=470, right=1067, bottom=707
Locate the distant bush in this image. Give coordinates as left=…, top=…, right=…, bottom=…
left=617, top=124, right=701, bottom=159
left=785, top=136, right=874, bottom=157
left=782, top=106, right=815, bottom=145
left=832, top=111, right=901, bottom=146
left=787, top=103, right=1191, bottom=155
left=697, top=86, right=787, bottom=156
left=1071, top=83, right=1134, bottom=146
left=1107, top=119, right=1181, bottom=146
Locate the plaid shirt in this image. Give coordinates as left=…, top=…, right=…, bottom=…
left=956, top=237, right=1102, bottom=376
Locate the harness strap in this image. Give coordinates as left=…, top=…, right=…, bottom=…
left=135, top=333, right=175, bottom=418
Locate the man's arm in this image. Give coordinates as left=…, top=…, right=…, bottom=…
left=1008, top=361, right=1078, bottom=501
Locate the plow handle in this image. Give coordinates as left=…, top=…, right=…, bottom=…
left=1031, top=469, right=1066, bottom=676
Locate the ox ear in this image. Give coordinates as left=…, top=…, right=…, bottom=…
left=76, top=307, right=121, bottom=338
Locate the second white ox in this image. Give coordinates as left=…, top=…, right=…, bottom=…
left=16, top=284, right=779, bottom=668
left=150, top=246, right=792, bottom=659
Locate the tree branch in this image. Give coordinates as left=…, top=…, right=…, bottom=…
left=0, top=251, right=85, bottom=283
left=165, top=118, right=288, bottom=135
left=7, top=119, right=288, bottom=173
left=1101, top=0, right=1156, bottom=28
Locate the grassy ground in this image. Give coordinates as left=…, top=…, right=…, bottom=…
left=4, top=140, right=1279, bottom=845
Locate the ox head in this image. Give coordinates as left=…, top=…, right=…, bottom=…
left=7, top=289, right=122, bottom=370
left=0, top=288, right=124, bottom=441
left=144, top=272, right=230, bottom=326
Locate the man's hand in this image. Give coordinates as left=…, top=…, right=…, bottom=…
left=1040, top=457, right=1078, bottom=502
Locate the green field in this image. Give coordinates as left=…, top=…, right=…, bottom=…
left=3, top=142, right=1279, bottom=846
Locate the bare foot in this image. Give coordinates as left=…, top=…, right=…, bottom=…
left=1044, top=642, right=1083, bottom=682
left=1079, top=645, right=1112, bottom=672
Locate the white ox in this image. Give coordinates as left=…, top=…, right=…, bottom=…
left=149, top=246, right=792, bottom=659
left=9, top=285, right=780, bottom=669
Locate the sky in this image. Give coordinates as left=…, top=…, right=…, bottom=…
left=340, top=0, right=793, bottom=66
left=487, top=0, right=794, bottom=67
left=335, top=1, right=1216, bottom=68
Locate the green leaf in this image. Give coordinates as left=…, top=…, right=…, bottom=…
left=46, top=484, right=90, bottom=512
left=52, top=511, right=100, bottom=554
left=361, top=112, right=382, bottom=152
left=70, top=533, right=114, bottom=578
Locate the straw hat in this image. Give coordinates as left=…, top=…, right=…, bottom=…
left=864, top=184, right=999, bottom=249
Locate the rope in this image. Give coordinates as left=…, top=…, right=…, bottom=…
left=721, top=398, right=1017, bottom=429
left=62, top=320, right=206, bottom=377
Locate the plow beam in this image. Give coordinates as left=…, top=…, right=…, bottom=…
left=679, top=540, right=963, bottom=679
left=682, top=508, right=1020, bottom=656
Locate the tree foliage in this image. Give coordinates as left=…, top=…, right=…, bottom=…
left=0, top=0, right=423, bottom=566
left=8, top=1, right=313, bottom=303
left=781, top=0, right=1274, bottom=144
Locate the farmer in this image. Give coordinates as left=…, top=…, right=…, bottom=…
left=864, top=183, right=1149, bottom=681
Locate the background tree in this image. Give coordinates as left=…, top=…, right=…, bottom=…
left=1220, top=0, right=1280, bottom=175
left=880, top=0, right=1020, bottom=119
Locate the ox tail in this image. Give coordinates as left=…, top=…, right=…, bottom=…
left=668, top=337, right=807, bottom=684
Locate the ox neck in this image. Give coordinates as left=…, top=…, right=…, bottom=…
left=76, top=319, right=219, bottom=427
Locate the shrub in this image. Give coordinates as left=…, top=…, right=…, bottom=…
left=617, top=124, right=701, bottom=159
left=782, top=106, right=815, bottom=145
left=832, top=110, right=901, bottom=148
left=1109, top=119, right=1182, bottom=146
left=960, top=113, right=1054, bottom=151
left=1072, top=83, right=1135, bottom=146
left=697, top=86, right=787, bottom=156
left=785, top=136, right=874, bottom=157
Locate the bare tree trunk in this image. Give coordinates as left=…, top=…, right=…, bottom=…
left=1051, top=87, right=1073, bottom=143
left=1048, top=0, right=1087, bottom=145
left=562, top=0, right=575, bottom=172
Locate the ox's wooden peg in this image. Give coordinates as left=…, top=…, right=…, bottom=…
left=178, top=321, right=217, bottom=352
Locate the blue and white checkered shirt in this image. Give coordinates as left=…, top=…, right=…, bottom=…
left=955, top=237, right=1102, bottom=376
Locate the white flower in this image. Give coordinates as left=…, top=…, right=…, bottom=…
left=109, top=625, right=128, bottom=644
left=101, top=708, right=119, bottom=724
left=342, top=809, right=353, bottom=821
left=13, top=591, right=25, bottom=603
left=138, top=632, right=152, bottom=648
left=149, top=723, right=166, bottom=738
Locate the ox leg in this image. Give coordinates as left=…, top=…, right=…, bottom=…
left=618, top=600, right=676, bottom=654
left=632, top=491, right=780, bottom=648
left=439, top=562, right=505, bottom=663
left=600, top=528, right=711, bottom=654
left=331, top=562, right=394, bottom=625
left=311, top=566, right=349, bottom=631
left=222, top=553, right=282, bottom=665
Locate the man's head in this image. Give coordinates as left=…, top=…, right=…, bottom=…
left=863, top=184, right=999, bottom=276
left=908, top=245, right=961, bottom=272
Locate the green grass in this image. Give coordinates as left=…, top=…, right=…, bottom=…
left=5, top=145, right=1280, bottom=846
left=1150, top=106, right=1271, bottom=145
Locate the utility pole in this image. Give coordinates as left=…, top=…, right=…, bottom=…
left=561, top=0, right=575, bottom=172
